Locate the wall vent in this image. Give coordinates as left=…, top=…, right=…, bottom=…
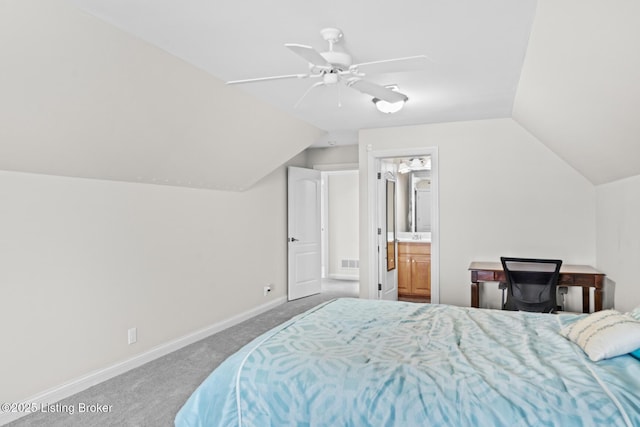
left=341, top=259, right=360, bottom=269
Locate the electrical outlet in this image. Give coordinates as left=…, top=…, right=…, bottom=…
left=263, top=285, right=272, bottom=296
left=128, top=327, right=137, bottom=345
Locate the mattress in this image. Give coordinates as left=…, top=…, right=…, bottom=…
left=175, top=298, right=640, bottom=426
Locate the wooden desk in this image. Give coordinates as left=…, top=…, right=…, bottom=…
left=469, top=261, right=605, bottom=313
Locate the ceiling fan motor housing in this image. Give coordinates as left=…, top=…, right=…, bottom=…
left=318, top=27, right=351, bottom=70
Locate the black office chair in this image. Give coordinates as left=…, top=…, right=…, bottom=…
left=500, top=257, right=563, bottom=313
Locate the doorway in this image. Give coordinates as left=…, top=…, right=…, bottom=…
left=320, top=169, right=360, bottom=297
left=287, top=165, right=360, bottom=301
left=366, top=147, right=439, bottom=303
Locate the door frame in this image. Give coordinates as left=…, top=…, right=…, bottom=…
left=289, top=162, right=358, bottom=298
left=366, top=147, right=440, bottom=303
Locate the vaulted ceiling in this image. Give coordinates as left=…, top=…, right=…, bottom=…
left=70, top=0, right=640, bottom=185
left=2, top=0, right=639, bottom=187
left=69, top=0, right=537, bottom=149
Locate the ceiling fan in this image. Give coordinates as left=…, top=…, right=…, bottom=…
left=226, top=27, right=428, bottom=109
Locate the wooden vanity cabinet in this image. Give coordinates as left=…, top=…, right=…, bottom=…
left=397, top=242, right=431, bottom=298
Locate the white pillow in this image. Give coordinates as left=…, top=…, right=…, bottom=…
left=560, top=309, right=640, bottom=362
left=629, top=306, right=640, bottom=321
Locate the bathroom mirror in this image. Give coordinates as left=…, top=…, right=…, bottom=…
left=386, top=179, right=396, bottom=271
left=397, top=170, right=431, bottom=233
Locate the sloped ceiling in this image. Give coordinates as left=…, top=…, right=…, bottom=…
left=1, top=0, right=638, bottom=189
left=513, top=0, right=640, bottom=185
left=0, top=0, right=323, bottom=191
left=68, top=0, right=537, bottom=149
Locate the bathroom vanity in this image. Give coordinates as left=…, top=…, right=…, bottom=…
left=397, top=240, right=431, bottom=299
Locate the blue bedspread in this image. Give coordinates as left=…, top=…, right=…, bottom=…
left=175, top=299, right=640, bottom=426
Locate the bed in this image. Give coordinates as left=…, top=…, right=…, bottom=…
left=175, top=298, right=640, bottom=426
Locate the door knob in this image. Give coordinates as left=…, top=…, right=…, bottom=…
left=289, top=237, right=299, bottom=242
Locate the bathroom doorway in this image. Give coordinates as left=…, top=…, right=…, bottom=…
left=366, top=147, right=439, bottom=303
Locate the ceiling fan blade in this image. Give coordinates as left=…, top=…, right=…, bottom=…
left=347, top=79, right=408, bottom=103
left=294, top=81, right=325, bottom=109
left=351, top=55, right=431, bottom=75
left=285, top=43, right=331, bottom=68
left=226, top=74, right=308, bottom=85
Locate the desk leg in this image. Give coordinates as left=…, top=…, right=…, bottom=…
left=594, top=289, right=603, bottom=312
left=471, top=282, right=479, bottom=308
left=594, top=275, right=604, bottom=312
left=582, top=288, right=590, bottom=313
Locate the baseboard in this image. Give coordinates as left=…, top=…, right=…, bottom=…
left=0, top=296, right=287, bottom=426
left=328, top=274, right=359, bottom=281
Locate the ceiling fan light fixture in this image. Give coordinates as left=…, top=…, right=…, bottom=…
left=372, top=85, right=406, bottom=114
left=373, top=98, right=405, bottom=114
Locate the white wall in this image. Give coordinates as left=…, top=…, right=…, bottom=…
left=306, top=145, right=359, bottom=169
left=513, top=0, right=640, bottom=185
left=359, top=118, right=597, bottom=308
left=327, top=173, right=359, bottom=280
left=1, top=0, right=322, bottom=407
left=596, top=174, right=640, bottom=312
left=0, top=162, right=300, bottom=404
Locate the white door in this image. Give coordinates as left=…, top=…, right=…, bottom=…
left=288, top=166, right=322, bottom=300
left=379, top=171, right=398, bottom=300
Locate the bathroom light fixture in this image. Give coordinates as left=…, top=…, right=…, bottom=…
left=409, top=158, right=424, bottom=169
left=398, top=162, right=411, bottom=174
left=372, top=85, right=407, bottom=114
left=398, top=157, right=431, bottom=173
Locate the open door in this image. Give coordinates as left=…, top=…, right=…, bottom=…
left=288, top=166, right=322, bottom=300
left=379, top=171, right=398, bottom=300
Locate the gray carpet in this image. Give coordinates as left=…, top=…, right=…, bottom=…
left=7, top=287, right=357, bottom=427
